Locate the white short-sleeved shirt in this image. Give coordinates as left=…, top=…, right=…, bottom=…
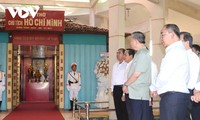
left=187, top=49, right=200, bottom=90
left=155, top=41, right=190, bottom=95
left=111, top=61, right=127, bottom=91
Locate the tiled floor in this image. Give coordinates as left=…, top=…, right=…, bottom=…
left=0, top=110, right=109, bottom=120
left=0, top=110, right=73, bottom=120
left=0, top=108, right=159, bottom=120
left=0, top=111, right=10, bottom=120
left=60, top=110, right=75, bottom=120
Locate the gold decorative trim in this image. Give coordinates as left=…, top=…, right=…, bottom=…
left=6, top=43, right=13, bottom=109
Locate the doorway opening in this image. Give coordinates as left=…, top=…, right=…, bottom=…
left=12, top=45, right=58, bottom=104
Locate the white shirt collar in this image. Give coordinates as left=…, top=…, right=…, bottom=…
left=187, top=48, right=192, bottom=53
left=127, top=59, right=133, bottom=65
left=118, top=61, right=126, bottom=65
left=165, top=41, right=182, bottom=53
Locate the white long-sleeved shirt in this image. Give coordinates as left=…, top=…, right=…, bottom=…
left=194, top=59, right=200, bottom=90
left=124, top=59, right=133, bottom=82
left=111, top=61, right=127, bottom=91
left=187, top=49, right=200, bottom=90
left=155, top=41, right=190, bottom=95
left=149, top=61, right=158, bottom=91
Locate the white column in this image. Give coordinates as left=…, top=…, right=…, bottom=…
left=108, top=0, right=125, bottom=119
left=150, top=18, right=165, bottom=68
left=149, top=0, right=166, bottom=68
left=89, top=9, right=95, bottom=26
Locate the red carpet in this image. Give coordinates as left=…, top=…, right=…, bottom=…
left=3, top=102, right=64, bottom=120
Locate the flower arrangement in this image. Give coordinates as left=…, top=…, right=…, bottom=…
left=94, top=58, right=109, bottom=79
left=94, top=58, right=109, bottom=108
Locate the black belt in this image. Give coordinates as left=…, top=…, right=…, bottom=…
left=68, top=81, right=78, bottom=85
left=160, top=91, right=187, bottom=98
left=114, top=85, right=123, bottom=87
left=71, top=82, right=78, bottom=84
left=188, top=89, right=194, bottom=95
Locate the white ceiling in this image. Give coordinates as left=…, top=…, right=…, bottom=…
left=186, top=0, right=200, bottom=6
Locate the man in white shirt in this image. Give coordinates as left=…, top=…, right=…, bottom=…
left=110, top=48, right=128, bottom=120
left=121, top=48, right=135, bottom=119
left=151, top=24, right=190, bottom=120
left=191, top=44, right=200, bottom=104
left=180, top=32, right=200, bottom=120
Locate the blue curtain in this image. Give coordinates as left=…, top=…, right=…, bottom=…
left=63, top=34, right=107, bottom=109
left=0, top=32, right=9, bottom=110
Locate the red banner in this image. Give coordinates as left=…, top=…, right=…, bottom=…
left=5, top=10, right=64, bottom=31
left=13, top=33, right=60, bottom=46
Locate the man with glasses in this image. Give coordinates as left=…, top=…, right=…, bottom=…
left=151, top=24, right=190, bottom=120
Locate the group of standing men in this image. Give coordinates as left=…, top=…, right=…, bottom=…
left=111, top=24, right=200, bottom=120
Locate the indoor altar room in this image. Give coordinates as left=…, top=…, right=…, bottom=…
left=63, top=33, right=107, bottom=110
left=11, top=32, right=60, bottom=102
